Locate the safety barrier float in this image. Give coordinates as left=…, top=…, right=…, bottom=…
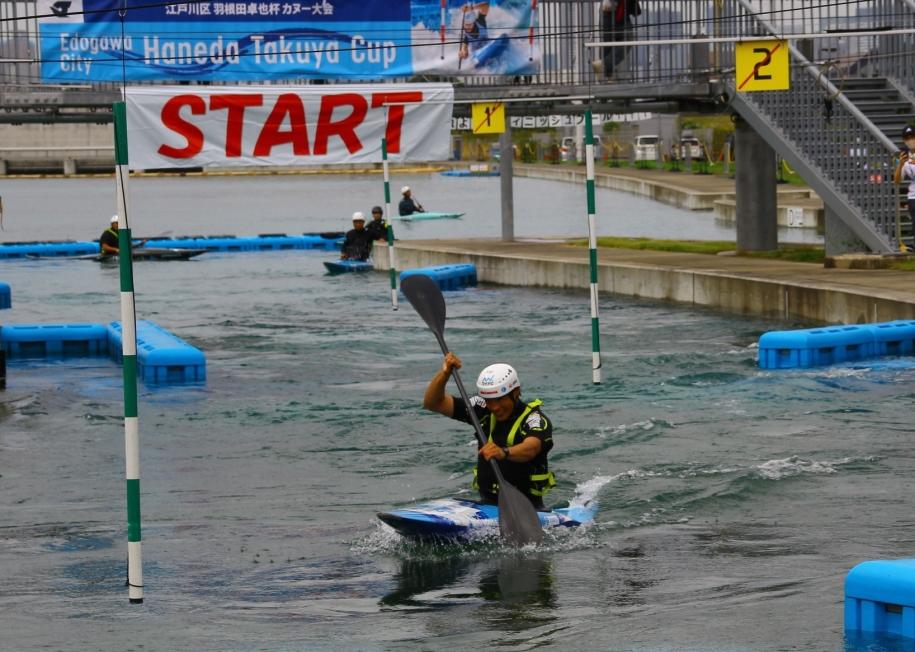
left=400, top=264, right=477, bottom=291
left=758, top=320, right=915, bottom=369
left=440, top=164, right=500, bottom=177
left=0, top=233, right=343, bottom=259
left=846, top=559, right=915, bottom=639
left=109, top=321, right=205, bottom=384
left=1, top=320, right=205, bottom=384
left=0, top=281, right=10, bottom=309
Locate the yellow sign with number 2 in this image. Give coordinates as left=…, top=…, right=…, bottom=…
left=736, top=40, right=790, bottom=92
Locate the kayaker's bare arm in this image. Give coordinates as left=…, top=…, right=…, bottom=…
left=423, top=352, right=460, bottom=417
left=480, top=436, right=542, bottom=463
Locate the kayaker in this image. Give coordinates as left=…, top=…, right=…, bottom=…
left=365, top=206, right=388, bottom=241
left=423, top=352, right=556, bottom=508
left=340, top=212, right=373, bottom=261
left=398, top=186, right=425, bottom=216
left=458, top=2, right=490, bottom=65
left=99, top=215, right=120, bottom=255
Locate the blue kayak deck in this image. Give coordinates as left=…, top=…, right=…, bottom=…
left=378, top=498, right=595, bottom=541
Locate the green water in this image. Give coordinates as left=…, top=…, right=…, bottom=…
left=0, top=178, right=905, bottom=652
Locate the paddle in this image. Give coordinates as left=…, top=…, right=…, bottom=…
left=401, top=274, right=544, bottom=546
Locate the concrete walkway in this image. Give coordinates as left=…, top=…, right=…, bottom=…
left=513, top=164, right=821, bottom=222
left=377, top=239, right=915, bottom=324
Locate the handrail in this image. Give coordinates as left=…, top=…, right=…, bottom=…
left=732, top=0, right=897, bottom=154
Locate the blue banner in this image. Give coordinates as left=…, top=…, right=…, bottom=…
left=38, top=0, right=540, bottom=82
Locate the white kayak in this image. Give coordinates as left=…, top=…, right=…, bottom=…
left=377, top=498, right=596, bottom=542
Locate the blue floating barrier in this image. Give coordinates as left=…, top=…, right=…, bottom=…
left=440, top=169, right=500, bottom=177
left=758, top=324, right=876, bottom=369
left=0, top=241, right=98, bottom=259
left=0, top=282, right=9, bottom=309
left=869, top=320, right=915, bottom=357
left=846, top=559, right=915, bottom=638
left=0, top=234, right=343, bottom=260
left=142, top=234, right=341, bottom=253
left=1, top=320, right=204, bottom=385
left=108, top=320, right=205, bottom=384
left=1, top=323, right=109, bottom=358
left=400, top=264, right=478, bottom=292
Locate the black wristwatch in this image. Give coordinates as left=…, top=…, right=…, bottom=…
left=501, top=447, right=511, bottom=461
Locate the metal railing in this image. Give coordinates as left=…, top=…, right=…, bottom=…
left=715, top=0, right=915, bottom=252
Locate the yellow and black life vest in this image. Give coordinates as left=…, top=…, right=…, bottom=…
left=472, top=399, right=557, bottom=498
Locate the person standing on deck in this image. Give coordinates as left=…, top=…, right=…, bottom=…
left=423, top=352, right=556, bottom=509
left=593, top=0, right=641, bottom=80
left=894, top=125, right=915, bottom=245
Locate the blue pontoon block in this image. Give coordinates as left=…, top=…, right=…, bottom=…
left=868, top=320, right=915, bottom=357
left=108, top=320, right=206, bottom=384
left=758, top=324, right=876, bottom=369
left=846, top=559, right=915, bottom=638
left=1, top=323, right=109, bottom=358
left=0, top=240, right=98, bottom=259
left=400, top=264, right=478, bottom=291
left=142, top=234, right=341, bottom=252
left=0, top=282, right=10, bottom=309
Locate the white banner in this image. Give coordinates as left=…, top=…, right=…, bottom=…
left=125, top=83, right=454, bottom=170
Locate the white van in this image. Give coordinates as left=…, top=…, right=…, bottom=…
left=633, top=135, right=659, bottom=161
left=561, top=135, right=603, bottom=161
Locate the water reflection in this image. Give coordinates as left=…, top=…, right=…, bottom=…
left=381, top=554, right=556, bottom=626
left=846, top=632, right=915, bottom=652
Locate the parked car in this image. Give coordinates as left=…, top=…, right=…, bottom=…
left=678, top=137, right=703, bottom=160
left=560, top=135, right=603, bottom=161
left=633, top=135, right=659, bottom=161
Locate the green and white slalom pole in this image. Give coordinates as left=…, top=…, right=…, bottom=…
left=113, top=101, right=143, bottom=603
left=585, top=111, right=602, bottom=384
left=381, top=136, right=398, bottom=310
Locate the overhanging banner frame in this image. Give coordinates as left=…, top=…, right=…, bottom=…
left=37, top=0, right=541, bottom=82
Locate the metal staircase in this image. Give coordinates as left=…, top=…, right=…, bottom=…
left=723, top=0, right=915, bottom=253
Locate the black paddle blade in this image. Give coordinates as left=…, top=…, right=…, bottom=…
left=401, top=274, right=447, bottom=341
left=498, top=480, right=544, bottom=546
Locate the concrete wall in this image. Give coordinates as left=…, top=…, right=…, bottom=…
left=376, top=242, right=915, bottom=324
left=0, top=123, right=113, bottom=174
left=514, top=165, right=728, bottom=210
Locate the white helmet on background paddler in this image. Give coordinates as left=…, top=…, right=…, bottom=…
left=476, top=363, right=520, bottom=399
left=352, top=211, right=365, bottom=222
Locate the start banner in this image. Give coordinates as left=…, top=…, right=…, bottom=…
left=124, top=83, right=453, bottom=169
left=38, top=0, right=540, bottom=82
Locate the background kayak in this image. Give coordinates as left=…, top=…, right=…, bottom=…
left=324, top=260, right=374, bottom=274
left=393, top=212, right=464, bottom=222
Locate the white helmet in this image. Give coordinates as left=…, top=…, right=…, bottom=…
left=352, top=211, right=365, bottom=222
left=401, top=185, right=410, bottom=194
left=476, top=363, right=520, bottom=399
left=110, top=215, right=119, bottom=224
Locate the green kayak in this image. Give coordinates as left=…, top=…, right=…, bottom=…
left=394, top=212, right=464, bottom=222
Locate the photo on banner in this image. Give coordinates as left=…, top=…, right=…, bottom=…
left=38, top=0, right=541, bottom=82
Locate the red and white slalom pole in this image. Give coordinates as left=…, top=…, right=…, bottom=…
left=529, top=0, right=537, bottom=61
left=440, top=0, right=447, bottom=59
